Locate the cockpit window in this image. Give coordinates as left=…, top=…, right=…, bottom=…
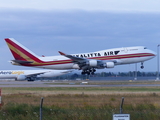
left=144, top=47, right=147, bottom=49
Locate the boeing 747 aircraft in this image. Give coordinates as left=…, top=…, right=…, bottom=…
left=0, top=69, right=71, bottom=81
left=4, top=38, right=156, bottom=75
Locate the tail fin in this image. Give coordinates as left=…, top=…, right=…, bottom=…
left=4, top=38, right=41, bottom=63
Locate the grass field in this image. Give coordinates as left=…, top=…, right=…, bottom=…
left=1, top=81, right=160, bottom=120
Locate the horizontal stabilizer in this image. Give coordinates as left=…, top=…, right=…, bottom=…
left=11, top=60, right=33, bottom=64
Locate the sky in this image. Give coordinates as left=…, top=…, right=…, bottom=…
left=0, top=0, right=160, bottom=73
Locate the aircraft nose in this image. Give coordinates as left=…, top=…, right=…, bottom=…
left=153, top=50, right=156, bottom=56
left=150, top=50, right=156, bottom=57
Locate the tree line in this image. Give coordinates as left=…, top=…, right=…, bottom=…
left=52, top=71, right=158, bottom=80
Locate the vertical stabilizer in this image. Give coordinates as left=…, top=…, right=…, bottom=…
left=4, top=38, right=41, bottom=63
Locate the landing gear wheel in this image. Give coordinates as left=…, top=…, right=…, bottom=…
left=81, top=71, right=85, bottom=75
left=93, top=69, right=96, bottom=72
left=91, top=72, right=94, bottom=75
left=87, top=72, right=90, bottom=75
left=141, top=62, right=144, bottom=69
left=81, top=68, right=96, bottom=75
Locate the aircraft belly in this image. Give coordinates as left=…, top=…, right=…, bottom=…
left=117, top=56, right=154, bottom=65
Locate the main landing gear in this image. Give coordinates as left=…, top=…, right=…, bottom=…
left=141, top=62, right=144, bottom=69
left=27, top=77, right=35, bottom=82
left=81, top=69, right=96, bottom=75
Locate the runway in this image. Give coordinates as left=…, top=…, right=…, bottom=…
left=0, top=81, right=98, bottom=87
left=0, top=80, right=160, bottom=87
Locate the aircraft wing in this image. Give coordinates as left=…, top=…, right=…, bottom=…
left=59, top=51, right=120, bottom=63
left=61, top=70, right=73, bottom=73
left=59, top=51, right=91, bottom=69
left=58, top=51, right=121, bottom=70
left=58, top=51, right=86, bottom=61
left=25, top=71, right=48, bottom=77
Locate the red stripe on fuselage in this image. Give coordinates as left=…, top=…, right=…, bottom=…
left=18, top=53, right=155, bottom=66
left=79, top=53, right=154, bottom=61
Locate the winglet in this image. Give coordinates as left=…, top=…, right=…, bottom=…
left=58, top=51, right=66, bottom=56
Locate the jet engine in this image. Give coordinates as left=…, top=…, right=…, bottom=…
left=88, top=60, right=98, bottom=67
left=16, top=75, right=26, bottom=81
left=106, top=62, right=114, bottom=68
left=72, top=64, right=80, bottom=69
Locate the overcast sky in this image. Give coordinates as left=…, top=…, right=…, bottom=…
left=0, top=0, right=160, bottom=73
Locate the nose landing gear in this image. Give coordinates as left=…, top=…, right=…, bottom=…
left=141, top=62, right=144, bottom=69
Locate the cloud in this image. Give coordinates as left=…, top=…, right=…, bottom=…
left=0, top=0, right=160, bottom=13
left=0, top=10, right=159, bottom=71
left=0, top=10, right=160, bottom=49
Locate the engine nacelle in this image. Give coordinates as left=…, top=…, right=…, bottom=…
left=72, top=64, right=80, bottom=69
left=16, top=75, right=26, bottom=81
left=89, top=60, right=98, bottom=67
left=106, top=62, right=114, bottom=68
